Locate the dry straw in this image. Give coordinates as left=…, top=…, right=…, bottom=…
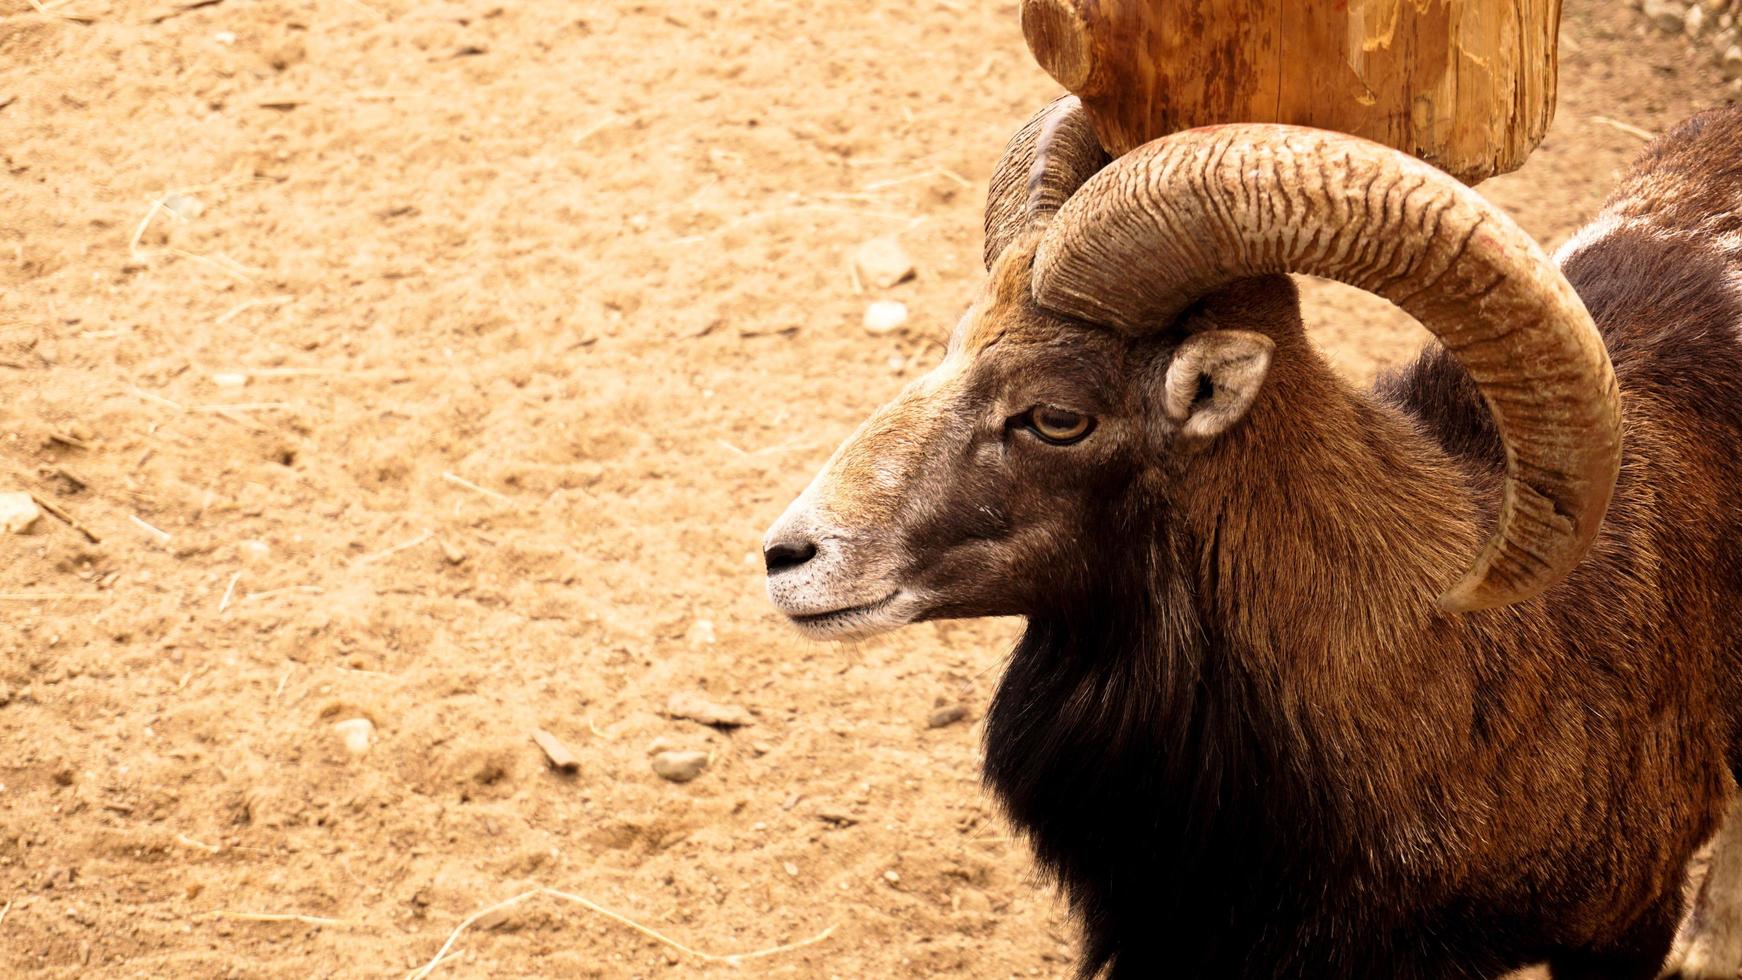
left=405, top=886, right=839, bottom=979
left=1591, top=115, right=1656, bottom=141
left=440, top=471, right=513, bottom=504
left=219, top=911, right=356, bottom=927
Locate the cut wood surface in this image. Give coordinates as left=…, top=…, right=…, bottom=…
left=1022, top=0, right=1563, bottom=182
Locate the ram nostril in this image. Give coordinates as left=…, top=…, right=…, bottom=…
left=764, top=539, right=818, bottom=574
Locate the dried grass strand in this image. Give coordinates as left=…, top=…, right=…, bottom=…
left=129, top=514, right=172, bottom=544
left=360, top=530, right=433, bottom=564
left=176, top=833, right=223, bottom=854
left=440, top=471, right=513, bottom=504
left=1591, top=115, right=1655, bottom=141
left=30, top=494, right=100, bottom=543
left=220, top=911, right=355, bottom=927
left=860, top=168, right=971, bottom=192
left=406, top=886, right=839, bottom=979
left=129, top=386, right=187, bottom=412
left=218, top=571, right=242, bottom=613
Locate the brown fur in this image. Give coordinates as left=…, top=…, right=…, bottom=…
left=768, top=107, right=1742, bottom=978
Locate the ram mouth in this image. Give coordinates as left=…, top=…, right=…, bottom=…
left=787, top=591, right=905, bottom=638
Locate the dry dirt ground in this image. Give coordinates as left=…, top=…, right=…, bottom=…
left=0, top=1, right=1737, bottom=977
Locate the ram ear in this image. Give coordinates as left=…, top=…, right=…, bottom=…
left=1163, top=330, right=1275, bottom=442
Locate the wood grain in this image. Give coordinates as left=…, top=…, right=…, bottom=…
left=1021, top=0, right=1562, bottom=183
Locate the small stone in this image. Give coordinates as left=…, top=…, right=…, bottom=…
left=883, top=870, right=900, bottom=883
left=0, top=492, right=41, bottom=534
left=863, top=300, right=908, bottom=335
left=852, top=236, right=915, bottom=289
left=440, top=539, right=468, bottom=565
left=239, top=539, right=270, bottom=564
left=1643, top=0, right=1687, bottom=30
left=686, top=618, right=716, bottom=646
left=1724, top=44, right=1742, bottom=78
left=531, top=728, right=580, bottom=772
left=783, top=861, right=799, bottom=877
left=927, top=704, right=970, bottom=729
left=211, top=372, right=248, bottom=388
left=651, top=750, right=708, bottom=783
left=332, top=718, right=373, bottom=756
left=1687, top=3, right=1707, bottom=35
left=815, top=807, right=860, bottom=827
left=666, top=691, right=754, bottom=728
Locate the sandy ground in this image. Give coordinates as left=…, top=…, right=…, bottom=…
left=0, top=1, right=1736, bottom=977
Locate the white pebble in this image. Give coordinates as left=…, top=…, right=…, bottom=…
left=687, top=618, right=716, bottom=646
left=332, top=718, right=373, bottom=756
left=0, top=492, right=41, bottom=534
left=211, top=372, right=249, bottom=388
left=853, top=236, right=916, bottom=289
left=863, top=300, right=908, bottom=334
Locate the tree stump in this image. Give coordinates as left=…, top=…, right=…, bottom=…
left=1021, top=0, right=1562, bottom=184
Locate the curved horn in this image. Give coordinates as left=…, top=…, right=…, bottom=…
left=1034, top=125, right=1621, bottom=613
left=983, top=96, right=1109, bottom=269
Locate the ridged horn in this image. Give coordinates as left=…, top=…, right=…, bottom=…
left=983, top=96, right=1109, bottom=269
left=1033, top=124, right=1622, bottom=613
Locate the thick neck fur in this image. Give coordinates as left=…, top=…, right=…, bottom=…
left=985, top=321, right=1517, bottom=979
left=985, top=107, right=1742, bottom=979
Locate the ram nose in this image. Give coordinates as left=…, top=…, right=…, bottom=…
left=763, top=535, right=818, bottom=574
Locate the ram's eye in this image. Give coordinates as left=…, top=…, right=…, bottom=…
left=1023, top=405, right=1095, bottom=445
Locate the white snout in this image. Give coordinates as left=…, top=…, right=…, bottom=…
left=763, top=495, right=918, bottom=640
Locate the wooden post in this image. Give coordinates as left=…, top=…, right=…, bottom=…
left=1021, top=0, right=1562, bottom=184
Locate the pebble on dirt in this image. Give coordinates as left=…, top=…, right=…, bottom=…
left=666, top=691, right=754, bottom=728
left=927, top=704, right=970, bottom=728
left=531, top=728, right=580, bottom=772
left=651, top=749, right=709, bottom=783
left=332, top=718, right=374, bottom=756
left=863, top=299, right=909, bottom=334
left=853, top=235, right=916, bottom=289
left=1644, top=0, right=1691, bottom=32
left=0, top=492, right=42, bottom=534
